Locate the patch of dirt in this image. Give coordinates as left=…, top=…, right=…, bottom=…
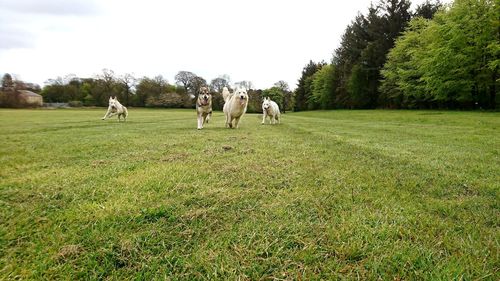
left=56, top=244, right=84, bottom=261
left=221, top=145, right=233, bottom=151
left=161, top=152, right=190, bottom=162
left=91, top=159, right=106, bottom=167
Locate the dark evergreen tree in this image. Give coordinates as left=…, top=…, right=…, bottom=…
left=1, top=73, right=14, bottom=90
left=294, top=60, right=325, bottom=111
left=414, top=0, right=442, bottom=19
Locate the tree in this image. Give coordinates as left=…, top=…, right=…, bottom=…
left=273, top=80, right=291, bottom=112
left=234, top=80, right=253, bottom=90
left=328, top=0, right=413, bottom=109
left=294, top=60, right=325, bottom=111
left=419, top=0, right=498, bottom=108
left=274, top=80, right=289, bottom=92
left=380, top=0, right=498, bottom=109
left=119, top=73, right=136, bottom=106
left=414, top=0, right=442, bottom=19
left=94, top=69, right=120, bottom=106
left=380, top=18, right=431, bottom=108
left=1, top=73, right=14, bottom=90
left=191, top=76, right=207, bottom=97
left=332, top=14, right=370, bottom=108
left=135, top=75, right=169, bottom=106
left=41, top=77, right=65, bottom=102
left=263, top=86, right=285, bottom=111
left=175, top=71, right=197, bottom=95
left=310, top=65, right=336, bottom=109
left=99, top=69, right=116, bottom=93
left=210, top=76, right=230, bottom=93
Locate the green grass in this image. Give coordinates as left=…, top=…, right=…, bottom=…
left=0, top=108, right=498, bottom=280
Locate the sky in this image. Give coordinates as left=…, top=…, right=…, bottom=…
left=0, top=0, right=444, bottom=90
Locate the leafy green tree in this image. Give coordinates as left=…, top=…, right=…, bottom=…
left=380, top=0, right=498, bottom=109
left=380, top=18, right=432, bottom=108
left=310, top=65, right=335, bottom=109
left=419, top=0, right=498, bottom=108
left=41, top=77, right=66, bottom=102
left=294, top=60, right=325, bottom=111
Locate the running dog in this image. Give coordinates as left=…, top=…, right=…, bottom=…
left=261, top=97, right=281, bottom=124
left=102, top=96, right=128, bottom=121
left=196, top=86, right=212, bottom=129
left=222, top=86, right=248, bottom=128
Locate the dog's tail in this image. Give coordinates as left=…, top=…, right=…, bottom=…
left=222, top=87, right=231, bottom=102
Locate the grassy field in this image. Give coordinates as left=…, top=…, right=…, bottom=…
left=0, top=108, right=498, bottom=280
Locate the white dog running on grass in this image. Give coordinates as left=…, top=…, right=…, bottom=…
left=222, top=86, right=248, bottom=128
left=102, top=96, right=128, bottom=121
left=261, top=97, right=280, bottom=124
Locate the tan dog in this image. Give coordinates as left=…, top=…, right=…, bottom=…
left=102, top=96, right=128, bottom=121
left=222, top=86, right=248, bottom=128
left=196, top=86, right=212, bottom=130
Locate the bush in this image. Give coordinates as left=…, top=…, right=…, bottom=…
left=0, top=90, right=24, bottom=108
left=83, top=94, right=96, bottom=106
left=68, top=100, right=83, bottom=107
left=146, top=92, right=185, bottom=108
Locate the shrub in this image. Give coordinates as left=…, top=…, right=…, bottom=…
left=68, top=100, right=83, bottom=107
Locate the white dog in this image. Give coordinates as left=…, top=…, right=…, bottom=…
left=261, top=97, right=281, bottom=124
left=196, top=86, right=212, bottom=129
left=222, top=86, right=248, bottom=128
left=102, top=96, right=128, bottom=121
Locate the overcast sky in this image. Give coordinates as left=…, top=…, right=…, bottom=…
left=0, top=0, right=444, bottom=90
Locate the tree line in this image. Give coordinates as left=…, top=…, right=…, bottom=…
left=0, top=70, right=293, bottom=112
left=294, top=0, right=498, bottom=110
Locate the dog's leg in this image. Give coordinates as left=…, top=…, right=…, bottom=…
left=234, top=117, right=241, bottom=129
left=102, top=108, right=111, bottom=120
left=262, top=112, right=267, bottom=124
left=202, top=113, right=207, bottom=125
left=197, top=114, right=203, bottom=130
left=205, top=112, right=211, bottom=124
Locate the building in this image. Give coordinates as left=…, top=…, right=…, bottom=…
left=18, top=90, right=43, bottom=107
